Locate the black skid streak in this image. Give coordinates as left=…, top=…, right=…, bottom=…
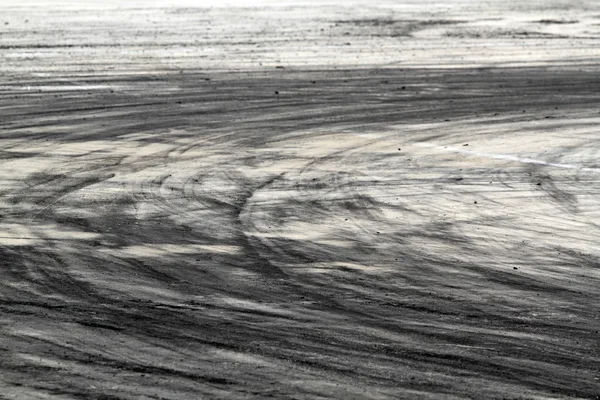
left=1, top=1, right=600, bottom=399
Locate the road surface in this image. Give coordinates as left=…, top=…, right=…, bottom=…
left=1, top=1, right=599, bottom=398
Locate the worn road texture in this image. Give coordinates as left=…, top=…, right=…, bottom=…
left=1, top=0, right=600, bottom=398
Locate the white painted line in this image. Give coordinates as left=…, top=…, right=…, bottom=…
left=416, top=143, right=599, bottom=172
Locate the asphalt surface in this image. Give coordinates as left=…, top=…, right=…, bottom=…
left=1, top=1, right=600, bottom=399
